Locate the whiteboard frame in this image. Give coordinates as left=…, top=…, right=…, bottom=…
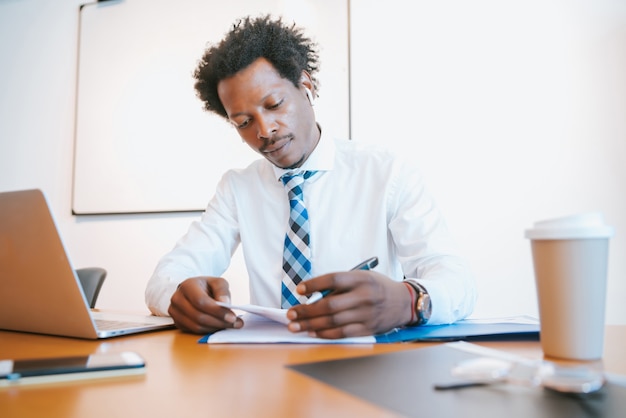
left=72, top=0, right=350, bottom=214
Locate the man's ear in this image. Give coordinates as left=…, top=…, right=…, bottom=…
left=300, top=71, right=315, bottom=100
left=304, top=88, right=314, bottom=105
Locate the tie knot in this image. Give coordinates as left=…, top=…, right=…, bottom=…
left=281, top=170, right=317, bottom=192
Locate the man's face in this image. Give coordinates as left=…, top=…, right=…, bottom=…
left=217, top=58, right=320, bottom=170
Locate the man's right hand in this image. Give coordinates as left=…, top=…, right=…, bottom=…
left=168, top=276, right=243, bottom=334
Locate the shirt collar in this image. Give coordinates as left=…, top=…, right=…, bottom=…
left=272, top=126, right=335, bottom=181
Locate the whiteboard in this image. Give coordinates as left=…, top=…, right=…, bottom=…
left=73, top=0, right=349, bottom=214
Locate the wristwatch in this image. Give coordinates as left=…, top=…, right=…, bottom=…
left=405, top=280, right=432, bottom=325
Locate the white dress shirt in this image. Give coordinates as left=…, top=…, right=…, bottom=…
left=145, top=135, right=476, bottom=325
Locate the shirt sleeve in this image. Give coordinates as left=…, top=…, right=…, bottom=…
left=145, top=173, right=241, bottom=316
left=387, top=158, right=477, bottom=325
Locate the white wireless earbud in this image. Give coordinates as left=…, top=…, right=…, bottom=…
left=305, top=88, right=314, bottom=105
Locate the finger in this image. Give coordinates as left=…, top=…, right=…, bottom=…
left=178, top=277, right=237, bottom=322
left=170, top=278, right=239, bottom=333
left=207, top=278, right=232, bottom=304
left=168, top=303, right=220, bottom=334
left=169, top=302, right=244, bottom=334
left=290, top=287, right=371, bottom=319
left=169, top=292, right=236, bottom=332
left=178, top=277, right=230, bottom=308
left=296, top=271, right=348, bottom=297
left=298, top=269, right=378, bottom=298
left=288, top=306, right=364, bottom=333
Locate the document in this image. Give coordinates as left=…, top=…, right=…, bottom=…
left=200, top=314, right=374, bottom=344
left=216, top=301, right=289, bottom=324
left=199, top=311, right=540, bottom=344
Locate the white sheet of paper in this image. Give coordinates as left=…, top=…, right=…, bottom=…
left=216, top=301, right=290, bottom=325
left=204, top=313, right=376, bottom=344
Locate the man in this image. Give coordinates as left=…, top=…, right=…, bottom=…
left=145, top=15, right=476, bottom=339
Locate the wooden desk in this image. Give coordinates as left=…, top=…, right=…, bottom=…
left=1, top=326, right=624, bottom=417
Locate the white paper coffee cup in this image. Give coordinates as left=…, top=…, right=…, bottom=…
left=525, top=213, right=614, bottom=360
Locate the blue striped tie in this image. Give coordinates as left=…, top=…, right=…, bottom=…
left=281, top=171, right=317, bottom=308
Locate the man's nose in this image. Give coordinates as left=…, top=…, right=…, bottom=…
left=257, top=116, right=278, bottom=140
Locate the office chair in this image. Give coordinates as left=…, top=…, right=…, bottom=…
left=75, top=267, right=107, bottom=308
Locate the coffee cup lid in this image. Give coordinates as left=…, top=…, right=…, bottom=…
left=524, top=212, right=614, bottom=240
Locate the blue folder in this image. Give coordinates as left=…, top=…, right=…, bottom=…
left=374, top=318, right=540, bottom=343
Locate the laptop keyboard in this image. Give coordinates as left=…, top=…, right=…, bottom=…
left=95, top=319, right=152, bottom=330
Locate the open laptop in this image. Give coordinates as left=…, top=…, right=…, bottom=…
left=0, top=189, right=175, bottom=339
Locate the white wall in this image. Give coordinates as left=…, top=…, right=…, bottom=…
left=1, top=0, right=624, bottom=323
left=351, top=0, right=626, bottom=323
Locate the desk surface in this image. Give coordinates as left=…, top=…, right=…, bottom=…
left=1, top=326, right=625, bottom=417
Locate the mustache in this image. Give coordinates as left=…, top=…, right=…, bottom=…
left=259, top=134, right=293, bottom=152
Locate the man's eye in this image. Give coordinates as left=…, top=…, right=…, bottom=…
left=268, top=99, right=283, bottom=110
left=236, top=119, right=250, bottom=129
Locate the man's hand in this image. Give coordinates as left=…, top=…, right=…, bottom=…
left=286, top=270, right=412, bottom=339
left=168, top=276, right=243, bottom=334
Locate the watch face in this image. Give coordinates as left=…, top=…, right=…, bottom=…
left=404, top=280, right=431, bottom=325
left=421, top=294, right=432, bottom=321
left=415, top=284, right=432, bottom=324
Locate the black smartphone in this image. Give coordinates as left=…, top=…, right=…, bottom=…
left=0, top=351, right=146, bottom=387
